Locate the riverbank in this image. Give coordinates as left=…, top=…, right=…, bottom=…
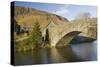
left=14, top=37, right=97, bottom=52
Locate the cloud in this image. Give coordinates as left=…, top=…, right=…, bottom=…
left=51, top=5, right=70, bottom=18
left=54, top=9, right=69, bottom=15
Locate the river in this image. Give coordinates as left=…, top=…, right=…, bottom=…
left=14, top=41, right=97, bottom=65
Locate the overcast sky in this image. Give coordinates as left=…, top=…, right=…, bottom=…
left=15, top=1, right=97, bottom=21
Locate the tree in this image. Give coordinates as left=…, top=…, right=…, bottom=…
left=45, top=29, right=50, bottom=44
left=29, top=20, right=42, bottom=48
left=14, top=20, right=20, bottom=35
left=76, top=12, right=91, bottom=20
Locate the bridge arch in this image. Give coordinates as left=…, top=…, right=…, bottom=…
left=55, top=31, right=81, bottom=47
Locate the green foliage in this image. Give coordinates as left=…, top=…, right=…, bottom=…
left=29, top=20, right=43, bottom=47
left=14, top=20, right=43, bottom=52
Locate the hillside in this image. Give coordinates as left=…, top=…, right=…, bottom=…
left=14, top=6, right=69, bottom=31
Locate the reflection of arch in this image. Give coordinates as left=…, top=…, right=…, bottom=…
left=56, top=31, right=81, bottom=47
left=56, top=46, right=82, bottom=61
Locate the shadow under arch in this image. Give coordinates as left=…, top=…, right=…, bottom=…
left=56, top=31, right=81, bottom=47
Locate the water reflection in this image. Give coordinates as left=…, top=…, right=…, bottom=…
left=71, top=41, right=97, bottom=61
left=15, top=41, right=97, bottom=65
left=49, top=48, right=67, bottom=63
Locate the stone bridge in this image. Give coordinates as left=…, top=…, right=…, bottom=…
left=43, top=19, right=97, bottom=47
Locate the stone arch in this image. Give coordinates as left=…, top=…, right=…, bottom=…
left=56, top=31, right=81, bottom=47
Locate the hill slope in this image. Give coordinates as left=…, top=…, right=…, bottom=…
left=14, top=6, right=69, bottom=30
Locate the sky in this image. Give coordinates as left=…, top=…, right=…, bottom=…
left=15, top=1, right=97, bottom=21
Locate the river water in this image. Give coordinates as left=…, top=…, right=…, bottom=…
left=14, top=41, right=97, bottom=65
